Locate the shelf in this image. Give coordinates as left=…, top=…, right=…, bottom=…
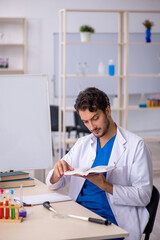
left=65, top=138, right=78, bottom=144
left=111, top=107, right=125, bottom=111
left=143, top=136, right=160, bottom=142
left=127, top=42, right=160, bottom=46
left=61, top=41, right=122, bottom=46
left=0, top=69, right=24, bottom=74
left=61, top=74, right=160, bottom=78
left=62, top=74, right=122, bottom=78
left=65, top=136, right=160, bottom=144
left=0, top=43, right=24, bottom=47
left=62, top=41, right=160, bottom=46
left=128, top=105, right=160, bottom=110
left=60, top=9, right=160, bottom=14
left=63, top=106, right=125, bottom=112
left=0, top=17, right=25, bottom=21
left=127, top=74, right=160, bottom=78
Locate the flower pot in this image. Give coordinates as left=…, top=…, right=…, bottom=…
left=80, top=32, right=91, bottom=43
left=145, top=28, right=151, bottom=43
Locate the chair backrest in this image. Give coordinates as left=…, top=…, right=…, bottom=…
left=50, top=105, right=76, bottom=136
left=50, top=105, right=59, bottom=131
left=74, top=111, right=90, bottom=133
left=144, top=185, right=159, bottom=240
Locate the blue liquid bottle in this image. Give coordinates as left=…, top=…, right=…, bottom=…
left=108, top=59, right=115, bottom=76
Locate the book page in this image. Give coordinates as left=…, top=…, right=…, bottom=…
left=15, top=192, right=71, bottom=205
left=64, top=165, right=115, bottom=176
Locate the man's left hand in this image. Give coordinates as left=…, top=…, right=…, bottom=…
left=82, top=173, right=113, bottom=194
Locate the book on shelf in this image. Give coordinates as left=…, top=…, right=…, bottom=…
left=0, top=177, right=35, bottom=189
left=64, top=165, right=115, bottom=176
left=0, top=171, right=29, bottom=181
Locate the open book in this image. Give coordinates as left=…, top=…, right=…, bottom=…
left=64, top=165, right=115, bottom=176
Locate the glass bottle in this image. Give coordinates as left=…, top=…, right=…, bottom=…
left=113, top=95, right=119, bottom=108
left=76, top=62, right=82, bottom=75
left=98, top=60, right=105, bottom=75
left=82, top=62, right=88, bottom=75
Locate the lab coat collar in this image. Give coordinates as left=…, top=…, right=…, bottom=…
left=109, top=125, right=127, bottom=167
left=90, top=133, right=97, bottom=144
left=89, top=126, right=127, bottom=167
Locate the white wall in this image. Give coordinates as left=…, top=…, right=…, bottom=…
left=1, top=0, right=160, bottom=104
left=1, top=0, right=160, bottom=181
left=1, top=0, right=160, bottom=135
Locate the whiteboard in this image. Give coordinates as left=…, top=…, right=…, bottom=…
left=0, top=74, right=52, bottom=171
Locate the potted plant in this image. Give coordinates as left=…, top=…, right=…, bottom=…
left=79, top=25, right=95, bottom=43
left=142, top=19, right=154, bottom=43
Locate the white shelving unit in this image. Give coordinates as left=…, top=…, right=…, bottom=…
left=0, top=18, right=27, bottom=74
left=58, top=9, right=160, bottom=156
left=123, top=11, right=160, bottom=131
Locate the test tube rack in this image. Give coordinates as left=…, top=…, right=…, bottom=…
left=0, top=204, right=23, bottom=223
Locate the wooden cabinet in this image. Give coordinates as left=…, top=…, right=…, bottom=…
left=0, top=18, right=27, bottom=74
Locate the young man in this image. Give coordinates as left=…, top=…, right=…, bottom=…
left=46, top=87, right=153, bottom=240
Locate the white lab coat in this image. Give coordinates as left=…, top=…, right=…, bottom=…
left=46, top=126, right=153, bottom=240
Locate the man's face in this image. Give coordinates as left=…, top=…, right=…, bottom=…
left=79, top=107, right=110, bottom=138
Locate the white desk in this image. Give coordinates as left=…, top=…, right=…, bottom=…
left=0, top=179, right=129, bottom=240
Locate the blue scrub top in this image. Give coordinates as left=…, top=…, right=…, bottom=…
left=76, top=135, right=117, bottom=225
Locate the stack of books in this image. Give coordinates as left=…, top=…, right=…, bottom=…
left=0, top=171, right=35, bottom=189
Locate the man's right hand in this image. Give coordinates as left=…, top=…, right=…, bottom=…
left=50, top=160, right=74, bottom=184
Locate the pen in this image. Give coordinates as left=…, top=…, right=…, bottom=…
left=14, top=199, right=34, bottom=207
left=43, top=201, right=111, bottom=226
left=61, top=213, right=112, bottom=225
left=23, top=204, right=34, bottom=207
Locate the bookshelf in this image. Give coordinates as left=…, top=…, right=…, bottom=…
left=58, top=9, right=160, bottom=155
left=0, top=18, right=27, bottom=74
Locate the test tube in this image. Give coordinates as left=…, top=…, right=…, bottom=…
left=0, top=189, right=4, bottom=219
left=10, top=190, right=15, bottom=219
left=5, top=190, right=10, bottom=219
left=19, top=185, right=27, bottom=218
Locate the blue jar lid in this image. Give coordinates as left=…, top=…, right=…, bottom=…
left=10, top=189, right=14, bottom=195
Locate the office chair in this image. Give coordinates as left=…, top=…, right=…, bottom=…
left=143, top=185, right=159, bottom=240
left=50, top=105, right=76, bottom=154
left=74, top=111, right=90, bottom=138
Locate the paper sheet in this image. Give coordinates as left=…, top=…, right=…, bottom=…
left=15, top=192, right=71, bottom=205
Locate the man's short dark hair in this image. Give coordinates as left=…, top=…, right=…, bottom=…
left=74, top=87, right=110, bottom=113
